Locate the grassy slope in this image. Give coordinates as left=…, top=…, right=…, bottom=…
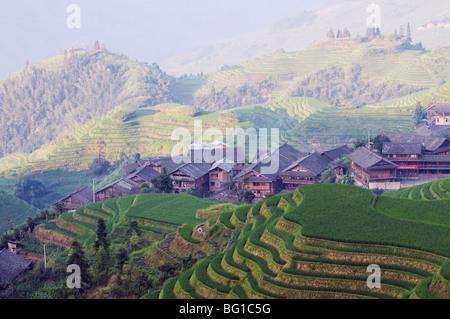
left=125, top=193, right=215, bottom=225
left=290, top=184, right=450, bottom=256
left=0, top=190, right=40, bottom=233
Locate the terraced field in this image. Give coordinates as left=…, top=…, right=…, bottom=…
left=383, top=178, right=450, bottom=200
left=0, top=102, right=236, bottom=173
left=35, top=193, right=214, bottom=248
left=195, top=38, right=448, bottom=104
left=159, top=184, right=450, bottom=299
left=284, top=105, right=415, bottom=152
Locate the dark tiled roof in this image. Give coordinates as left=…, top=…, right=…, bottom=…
left=53, top=186, right=93, bottom=207
left=379, top=130, right=447, bottom=152
left=348, top=147, right=397, bottom=169
left=329, top=160, right=345, bottom=169
left=97, top=178, right=140, bottom=195
left=171, top=163, right=212, bottom=180
left=129, top=166, right=160, bottom=183
left=0, top=249, right=31, bottom=281
left=186, top=147, right=246, bottom=164
left=427, top=102, right=450, bottom=113
left=382, top=143, right=422, bottom=155
left=124, top=163, right=139, bottom=175
left=209, top=159, right=236, bottom=173
left=234, top=144, right=309, bottom=182
left=415, top=125, right=450, bottom=138
left=321, top=145, right=352, bottom=160
left=282, top=152, right=331, bottom=176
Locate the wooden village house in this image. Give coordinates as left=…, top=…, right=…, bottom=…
left=51, top=186, right=93, bottom=212
left=95, top=178, right=140, bottom=202
left=347, top=147, right=398, bottom=189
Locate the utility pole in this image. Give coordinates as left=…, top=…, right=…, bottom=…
left=93, top=178, right=95, bottom=203
left=43, top=243, right=47, bottom=269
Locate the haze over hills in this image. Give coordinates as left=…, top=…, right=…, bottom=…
left=159, top=0, right=450, bottom=76
left=0, top=0, right=325, bottom=79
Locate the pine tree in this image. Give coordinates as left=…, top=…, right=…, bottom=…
left=93, top=40, right=100, bottom=51
left=151, top=167, right=174, bottom=193
left=406, top=23, right=412, bottom=42
left=67, top=241, right=92, bottom=289
left=326, top=27, right=335, bottom=39
left=94, top=218, right=109, bottom=251
left=342, top=27, right=351, bottom=38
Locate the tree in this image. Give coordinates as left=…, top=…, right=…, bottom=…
left=14, top=175, right=50, bottom=208
left=320, top=167, right=337, bottom=184
left=353, top=138, right=367, bottom=150
left=406, top=23, right=412, bottom=42
left=326, top=27, right=335, bottom=39
left=93, top=40, right=100, bottom=51
left=115, top=246, right=129, bottom=270
left=413, top=101, right=427, bottom=127
left=373, top=135, right=391, bottom=153
left=341, top=176, right=355, bottom=185
left=241, top=188, right=255, bottom=204
left=151, top=167, right=173, bottom=193
left=67, top=241, right=92, bottom=290
left=126, top=221, right=142, bottom=239
left=54, top=201, right=65, bottom=215
left=139, top=182, right=155, bottom=194
left=336, top=29, right=342, bottom=39
left=93, top=245, right=111, bottom=284
left=94, top=218, right=109, bottom=251
left=89, top=158, right=111, bottom=176
left=342, top=27, right=351, bottom=38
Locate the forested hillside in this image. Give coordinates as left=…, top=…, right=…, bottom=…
left=0, top=49, right=173, bottom=157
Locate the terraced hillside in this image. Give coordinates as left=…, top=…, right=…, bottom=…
left=0, top=190, right=40, bottom=234
left=383, top=178, right=450, bottom=200
left=0, top=102, right=239, bottom=172
left=159, top=184, right=449, bottom=299
left=34, top=193, right=215, bottom=248
left=194, top=38, right=450, bottom=106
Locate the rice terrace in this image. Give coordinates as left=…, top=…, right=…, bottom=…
left=0, top=0, right=449, bottom=305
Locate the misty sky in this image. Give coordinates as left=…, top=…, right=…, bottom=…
left=0, top=0, right=326, bottom=78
